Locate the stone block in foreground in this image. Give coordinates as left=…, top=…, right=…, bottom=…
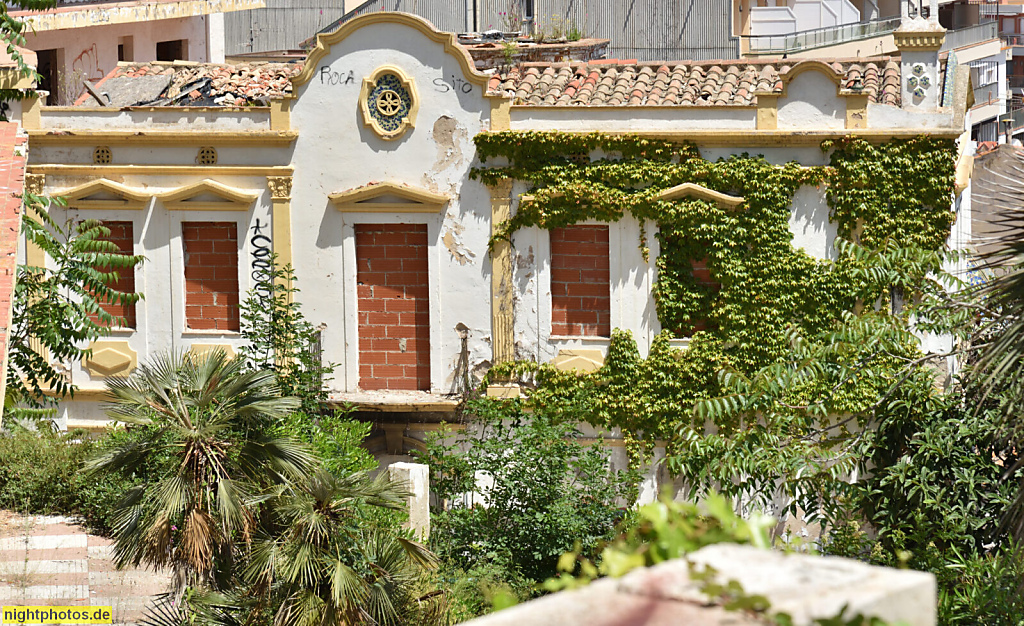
left=462, top=544, right=936, bottom=626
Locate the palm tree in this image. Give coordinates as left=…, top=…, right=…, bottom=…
left=242, top=470, right=442, bottom=626
left=87, top=349, right=316, bottom=590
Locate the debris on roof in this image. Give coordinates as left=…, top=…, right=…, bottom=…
left=77, top=62, right=302, bottom=107
left=487, top=59, right=901, bottom=107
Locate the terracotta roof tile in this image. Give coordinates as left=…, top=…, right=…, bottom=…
left=489, top=58, right=901, bottom=107
left=77, top=61, right=302, bottom=107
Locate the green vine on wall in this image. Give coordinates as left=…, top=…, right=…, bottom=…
left=470, top=131, right=957, bottom=451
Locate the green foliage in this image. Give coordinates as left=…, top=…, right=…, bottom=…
left=0, top=426, right=146, bottom=535
left=86, top=350, right=316, bottom=588
left=544, top=491, right=773, bottom=591
left=422, top=398, right=639, bottom=588
left=240, top=470, right=443, bottom=626
left=239, top=260, right=334, bottom=416
left=280, top=408, right=377, bottom=476
left=10, top=206, right=144, bottom=404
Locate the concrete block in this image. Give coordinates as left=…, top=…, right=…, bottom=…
left=461, top=544, right=936, bottom=626
left=387, top=462, right=430, bottom=540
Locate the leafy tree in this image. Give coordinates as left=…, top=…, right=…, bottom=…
left=422, top=399, right=639, bottom=586
left=86, top=350, right=316, bottom=590
left=9, top=203, right=143, bottom=403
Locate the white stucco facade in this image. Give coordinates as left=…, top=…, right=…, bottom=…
left=15, top=12, right=971, bottom=431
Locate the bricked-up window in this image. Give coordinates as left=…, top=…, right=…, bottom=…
left=182, top=222, right=239, bottom=331
left=355, top=224, right=430, bottom=391
left=90, top=221, right=136, bottom=328
left=550, top=225, right=611, bottom=337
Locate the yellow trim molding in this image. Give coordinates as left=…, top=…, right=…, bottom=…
left=656, top=183, right=745, bottom=208
left=267, top=176, right=294, bottom=286
left=84, top=340, right=138, bottom=378
left=21, top=96, right=41, bottom=130
left=57, top=178, right=151, bottom=210
left=330, top=182, right=449, bottom=213
left=0, top=68, right=33, bottom=90
left=14, top=0, right=263, bottom=31
left=359, top=64, right=420, bottom=141
left=893, top=28, right=946, bottom=52
left=27, top=129, right=298, bottom=146
left=486, top=128, right=962, bottom=147
left=29, top=165, right=294, bottom=177
left=293, top=12, right=499, bottom=97
left=845, top=94, right=869, bottom=130
left=490, top=179, right=514, bottom=365
left=160, top=179, right=258, bottom=211
left=270, top=97, right=292, bottom=131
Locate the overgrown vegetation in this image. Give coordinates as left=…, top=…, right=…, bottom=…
left=468, top=130, right=1021, bottom=624
left=420, top=400, right=638, bottom=601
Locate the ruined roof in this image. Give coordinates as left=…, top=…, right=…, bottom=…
left=76, top=61, right=302, bottom=107
left=486, top=59, right=902, bottom=107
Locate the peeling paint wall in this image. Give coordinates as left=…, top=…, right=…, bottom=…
left=289, top=19, right=494, bottom=395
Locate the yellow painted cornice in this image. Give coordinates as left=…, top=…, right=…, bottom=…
left=29, top=165, right=293, bottom=176
left=56, top=178, right=151, bottom=210
left=293, top=12, right=504, bottom=99
left=330, top=182, right=449, bottom=213
left=485, top=129, right=961, bottom=147
left=160, top=179, right=258, bottom=211
left=27, top=129, right=297, bottom=146
left=657, top=183, right=744, bottom=208
left=14, top=0, right=264, bottom=32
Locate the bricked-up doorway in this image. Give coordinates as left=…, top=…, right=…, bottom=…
left=355, top=224, right=430, bottom=391
left=550, top=225, right=611, bottom=337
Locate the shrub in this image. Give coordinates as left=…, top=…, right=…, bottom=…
left=421, top=398, right=639, bottom=589
left=0, top=426, right=143, bottom=535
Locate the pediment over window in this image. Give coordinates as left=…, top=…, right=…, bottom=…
left=160, top=179, right=258, bottom=211
left=329, top=182, right=448, bottom=213
left=57, top=179, right=151, bottom=210
left=656, top=183, right=745, bottom=208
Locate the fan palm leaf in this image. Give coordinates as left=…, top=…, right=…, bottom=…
left=87, top=350, right=315, bottom=589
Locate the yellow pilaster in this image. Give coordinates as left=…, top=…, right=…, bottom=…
left=23, top=174, right=45, bottom=268
left=756, top=95, right=778, bottom=130
left=490, top=179, right=514, bottom=364
left=270, top=96, right=293, bottom=131
left=21, top=96, right=40, bottom=130
left=490, top=98, right=511, bottom=132
left=267, top=176, right=293, bottom=286
left=845, top=94, right=869, bottom=130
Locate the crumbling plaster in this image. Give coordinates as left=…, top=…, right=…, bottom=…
left=288, top=20, right=495, bottom=394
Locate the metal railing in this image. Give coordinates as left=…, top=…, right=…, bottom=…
left=940, top=21, right=999, bottom=51
left=1003, top=33, right=1024, bottom=45
left=743, top=16, right=901, bottom=54
left=999, top=107, right=1024, bottom=131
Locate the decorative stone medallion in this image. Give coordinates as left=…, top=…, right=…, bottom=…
left=359, top=65, right=419, bottom=140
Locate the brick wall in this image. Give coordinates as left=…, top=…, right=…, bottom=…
left=182, top=222, right=239, bottom=331
left=355, top=224, right=430, bottom=391
left=550, top=225, right=611, bottom=337
left=0, top=122, right=25, bottom=411
left=91, top=221, right=136, bottom=328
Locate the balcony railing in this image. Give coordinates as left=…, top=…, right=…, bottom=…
left=999, top=106, right=1024, bottom=132
left=1010, top=75, right=1024, bottom=89
left=742, top=16, right=901, bottom=55
left=1004, top=33, right=1024, bottom=45
left=940, top=21, right=999, bottom=51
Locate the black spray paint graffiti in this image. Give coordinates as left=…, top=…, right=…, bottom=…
left=433, top=76, right=473, bottom=94
left=250, top=218, right=274, bottom=305
left=320, top=66, right=356, bottom=85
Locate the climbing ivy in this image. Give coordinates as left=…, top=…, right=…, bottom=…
left=470, top=131, right=958, bottom=519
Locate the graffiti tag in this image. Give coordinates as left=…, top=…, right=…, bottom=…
left=319, top=66, right=356, bottom=86
left=433, top=76, right=473, bottom=94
